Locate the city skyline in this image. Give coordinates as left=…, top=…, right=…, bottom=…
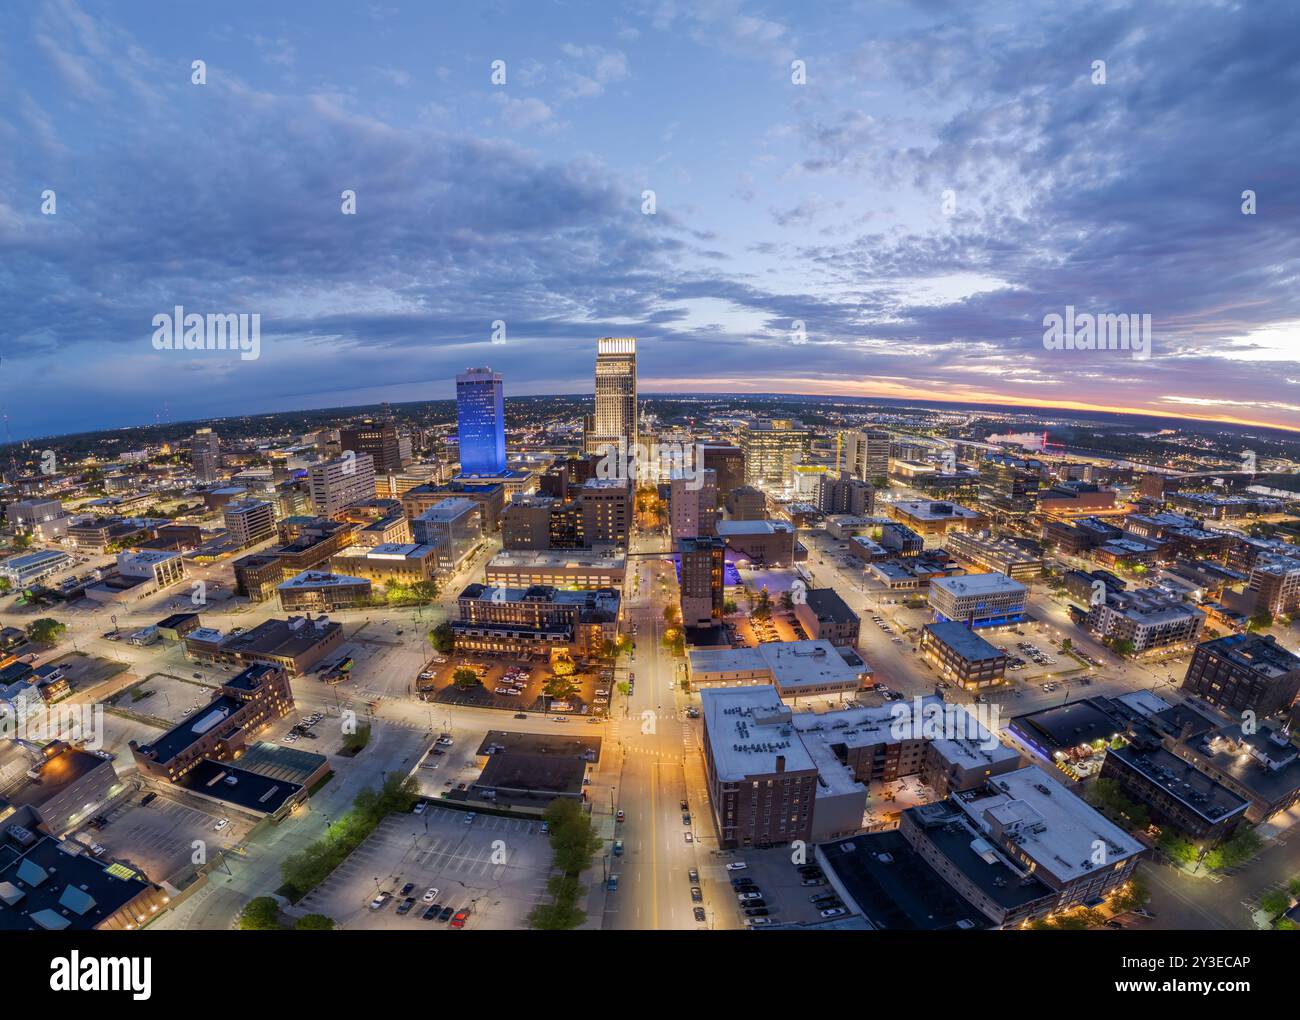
left=2, top=0, right=1299, bottom=443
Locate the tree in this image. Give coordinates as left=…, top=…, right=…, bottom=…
left=1260, top=890, right=1291, bottom=918
left=1061, top=638, right=1072, bottom=653
left=452, top=667, right=480, bottom=689
left=662, top=627, right=684, bottom=657
left=723, top=599, right=738, bottom=616
left=1248, top=610, right=1275, bottom=633
left=552, top=651, right=577, bottom=677
left=25, top=618, right=66, bottom=644
left=663, top=604, right=679, bottom=625
left=429, top=621, right=455, bottom=654
left=545, top=674, right=578, bottom=700
left=295, top=913, right=335, bottom=930
left=752, top=587, right=773, bottom=621
left=780, top=591, right=795, bottom=611
left=238, top=896, right=283, bottom=930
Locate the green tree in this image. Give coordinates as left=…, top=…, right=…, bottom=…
left=295, top=913, right=335, bottom=930
left=723, top=599, right=738, bottom=616
left=238, top=896, right=283, bottom=930
left=551, top=651, right=577, bottom=677
left=1260, top=890, right=1291, bottom=918
left=429, top=621, right=455, bottom=654
left=25, top=618, right=67, bottom=644
left=452, top=667, right=480, bottom=689
left=1248, top=610, right=1275, bottom=633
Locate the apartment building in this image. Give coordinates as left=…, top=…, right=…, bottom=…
left=1181, top=633, right=1300, bottom=719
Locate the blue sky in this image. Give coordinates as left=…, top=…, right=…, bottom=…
left=2, top=0, right=1299, bottom=441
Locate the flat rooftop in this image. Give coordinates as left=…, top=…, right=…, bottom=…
left=1009, top=698, right=1124, bottom=754
left=0, top=835, right=154, bottom=931
left=1108, top=744, right=1248, bottom=824
left=954, top=766, right=1144, bottom=882
left=487, top=549, right=626, bottom=570
left=904, top=802, right=1053, bottom=912
left=818, top=831, right=991, bottom=930
left=278, top=570, right=370, bottom=590
left=931, top=573, right=1027, bottom=598
left=716, top=520, right=794, bottom=536
left=174, top=759, right=303, bottom=816
left=689, top=639, right=866, bottom=692
left=1197, top=633, right=1300, bottom=679
left=700, top=685, right=816, bottom=781
left=923, top=621, right=1005, bottom=661
left=893, top=500, right=981, bottom=521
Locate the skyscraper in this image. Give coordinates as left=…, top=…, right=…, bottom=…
left=843, top=429, right=891, bottom=483
left=587, top=337, right=637, bottom=458
left=309, top=452, right=376, bottom=515
left=341, top=419, right=405, bottom=473
left=192, top=427, right=220, bottom=484
left=455, top=367, right=506, bottom=477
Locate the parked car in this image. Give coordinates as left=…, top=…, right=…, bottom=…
left=616, top=810, right=625, bottom=822
left=413, top=800, right=427, bottom=815
left=737, top=891, right=763, bottom=902
left=690, top=886, right=703, bottom=902
left=683, top=832, right=693, bottom=844
left=693, top=907, right=706, bottom=923
left=613, top=839, right=624, bottom=856
left=688, top=868, right=699, bottom=883
left=745, top=917, right=772, bottom=927
left=140, top=792, right=157, bottom=806
left=369, top=892, right=392, bottom=911
left=439, top=906, right=454, bottom=921
left=725, top=861, right=748, bottom=871
left=820, top=907, right=848, bottom=918
left=422, top=904, right=440, bottom=920
left=396, top=897, right=416, bottom=915
left=422, top=886, right=439, bottom=903
left=450, top=911, right=468, bottom=929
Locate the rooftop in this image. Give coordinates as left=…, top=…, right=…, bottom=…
left=716, top=519, right=794, bottom=536
left=931, top=572, right=1028, bottom=598
left=1197, top=633, right=1300, bottom=679
left=0, top=834, right=156, bottom=931
left=954, top=766, right=1144, bottom=882
left=923, top=621, right=1006, bottom=661
left=1108, top=744, right=1248, bottom=823
left=700, top=685, right=816, bottom=781
left=818, top=831, right=991, bottom=930
left=689, top=639, right=867, bottom=692
left=893, top=500, right=981, bottom=522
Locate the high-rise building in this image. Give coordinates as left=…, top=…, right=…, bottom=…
left=843, top=429, right=890, bottom=482
left=192, top=427, right=220, bottom=484
left=670, top=469, right=718, bottom=543
left=455, top=367, right=507, bottom=477
left=680, top=535, right=726, bottom=628
left=700, top=444, right=745, bottom=505
left=739, top=419, right=807, bottom=491
left=587, top=337, right=637, bottom=457
left=340, top=419, right=405, bottom=474
left=309, top=452, right=376, bottom=516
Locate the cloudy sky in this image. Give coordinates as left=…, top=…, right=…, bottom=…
left=2, top=0, right=1298, bottom=441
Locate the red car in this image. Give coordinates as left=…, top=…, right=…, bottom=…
left=450, top=911, right=468, bottom=929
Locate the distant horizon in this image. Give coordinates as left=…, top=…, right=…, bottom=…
left=6, top=382, right=1299, bottom=450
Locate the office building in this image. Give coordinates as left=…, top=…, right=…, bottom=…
left=1168, top=724, right=1300, bottom=824
left=192, top=427, right=220, bottom=483
left=232, top=552, right=284, bottom=602
left=223, top=498, right=277, bottom=549
left=739, top=419, right=807, bottom=492
left=842, top=429, right=891, bottom=482
left=0, top=742, right=122, bottom=837
left=309, top=452, right=376, bottom=516
left=402, top=479, right=506, bottom=532
left=679, top=536, right=726, bottom=629
left=1248, top=553, right=1300, bottom=618
left=919, top=622, right=1009, bottom=690
left=0, top=550, right=71, bottom=587
left=887, top=500, right=987, bottom=540
left=277, top=570, right=372, bottom=612
left=410, top=498, right=482, bottom=574
left=587, top=337, right=637, bottom=457
left=455, top=367, right=507, bottom=477
left=928, top=573, right=1028, bottom=629
left=502, top=495, right=558, bottom=550
left=1181, top=633, right=1300, bottom=720
left=340, top=419, right=405, bottom=474
left=4, top=499, right=63, bottom=533
left=330, top=543, right=439, bottom=589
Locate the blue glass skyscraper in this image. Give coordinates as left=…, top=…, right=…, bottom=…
left=455, top=367, right=506, bottom=476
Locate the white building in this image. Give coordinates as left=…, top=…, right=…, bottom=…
left=309, top=452, right=376, bottom=516
left=928, top=572, right=1028, bottom=628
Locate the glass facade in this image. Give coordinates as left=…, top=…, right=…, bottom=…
left=455, top=367, right=506, bottom=476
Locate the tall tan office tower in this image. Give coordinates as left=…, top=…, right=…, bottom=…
left=587, top=337, right=638, bottom=458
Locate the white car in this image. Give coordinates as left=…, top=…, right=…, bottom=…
left=213, top=818, right=229, bottom=832
left=422, top=886, right=439, bottom=904
left=820, top=907, right=848, bottom=918
left=745, top=917, right=772, bottom=927
left=725, top=861, right=748, bottom=871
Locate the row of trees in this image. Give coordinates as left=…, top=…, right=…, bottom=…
left=527, top=799, right=603, bottom=929
left=279, top=774, right=421, bottom=902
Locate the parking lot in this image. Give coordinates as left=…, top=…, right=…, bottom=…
left=718, top=848, right=850, bottom=928
left=109, top=672, right=218, bottom=724
left=299, top=806, right=554, bottom=930
left=84, top=789, right=250, bottom=884
left=424, top=657, right=610, bottom=717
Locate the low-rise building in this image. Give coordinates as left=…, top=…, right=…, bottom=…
left=919, top=622, right=1008, bottom=690
left=715, top=519, right=796, bottom=566
left=793, top=587, right=860, bottom=648
left=1100, top=743, right=1248, bottom=843
left=184, top=616, right=343, bottom=677
left=277, top=570, right=372, bottom=612
left=1086, top=587, right=1205, bottom=654
left=1181, top=633, right=1300, bottom=720
left=451, top=583, right=620, bottom=660
left=928, top=572, right=1028, bottom=629
left=687, top=639, right=869, bottom=700
left=484, top=549, right=626, bottom=591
